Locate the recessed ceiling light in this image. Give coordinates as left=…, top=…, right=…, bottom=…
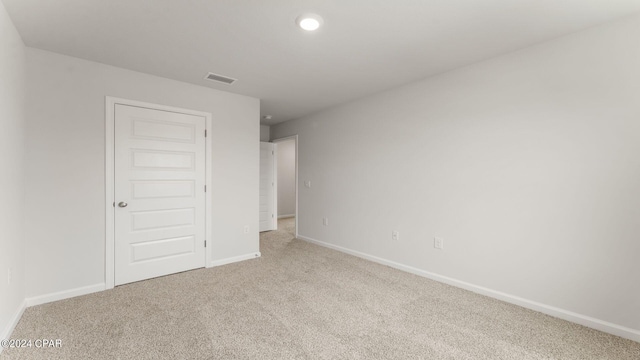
left=263, top=115, right=273, bottom=120
left=296, top=14, right=323, bottom=31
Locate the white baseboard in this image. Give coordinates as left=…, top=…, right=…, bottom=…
left=0, top=299, right=27, bottom=354
left=209, top=252, right=261, bottom=267
left=25, top=283, right=106, bottom=307
left=297, top=234, right=640, bottom=343
left=278, top=214, right=295, bottom=219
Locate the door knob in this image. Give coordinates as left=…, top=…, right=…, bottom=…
left=118, top=202, right=128, bottom=208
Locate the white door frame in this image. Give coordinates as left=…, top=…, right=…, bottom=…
left=259, top=142, right=277, bottom=232
left=271, top=135, right=299, bottom=238
left=105, top=97, right=213, bottom=290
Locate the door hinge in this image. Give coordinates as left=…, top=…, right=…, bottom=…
left=204, top=185, right=207, bottom=192
left=112, top=202, right=115, bottom=207
left=272, top=214, right=274, bottom=218
left=204, top=240, right=207, bottom=247
left=204, top=129, right=207, bottom=137
left=272, top=150, right=274, bottom=155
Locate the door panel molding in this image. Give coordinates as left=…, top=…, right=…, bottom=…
left=105, top=97, right=212, bottom=289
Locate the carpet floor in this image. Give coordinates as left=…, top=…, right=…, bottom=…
left=2, top=217, right=638, bottom=359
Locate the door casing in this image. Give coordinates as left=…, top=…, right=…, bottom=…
left=105, top=96, right=213, bottom=289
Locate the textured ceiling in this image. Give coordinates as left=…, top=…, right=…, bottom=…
left=4, top=0, right=640, bottom=124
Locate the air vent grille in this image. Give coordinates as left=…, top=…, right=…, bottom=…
left=204, top=72, right=237, bottom=85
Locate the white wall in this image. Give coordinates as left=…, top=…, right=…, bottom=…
left=24, top=48, right=260, bottom=299
left=272, top=14, right=640, bottom=336
left=276, top=139, right=296, bottom=217
left=260, top=125, right=270, bottom=142
left=0, top=0, right=26, bottom=340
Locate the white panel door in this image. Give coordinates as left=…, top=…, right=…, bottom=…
left=115, top=104, right=206, bottom=285
left=259, top=142, right=276, bottom=232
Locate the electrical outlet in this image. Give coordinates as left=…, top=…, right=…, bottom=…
left=323, top=218, right=329, bottom=226
left=304, top=180, right=312, bottom=188
left=243, top=226, right=250, bottom=234
left=7, top=267, right=12, bottom=285
left=434, top=237, right=444, bottom=250
left=392, top=231, right=400, bottom=241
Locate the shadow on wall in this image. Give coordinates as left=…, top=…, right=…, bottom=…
left=276, top=139, right=295, bottom=218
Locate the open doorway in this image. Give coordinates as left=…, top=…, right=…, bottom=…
left=272, top=136, right=298, bottom=238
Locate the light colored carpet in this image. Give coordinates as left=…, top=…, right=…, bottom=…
left=2, top=217, right=639, bottom=359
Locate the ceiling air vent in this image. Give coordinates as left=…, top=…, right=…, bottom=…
left=204, top=72, right=237, bottom=85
